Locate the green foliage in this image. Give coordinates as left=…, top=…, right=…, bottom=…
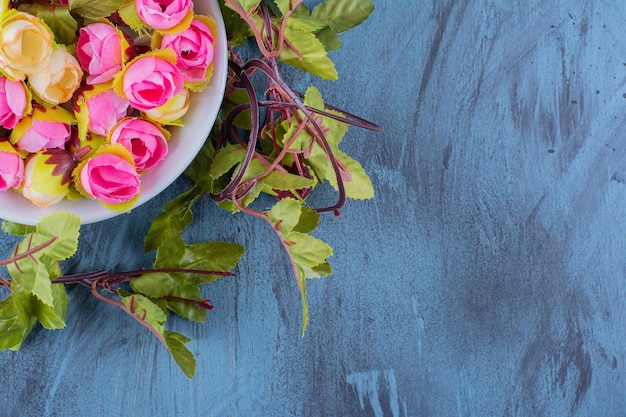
left=0, top=212, right=80, bottom=350
left=67, top=0, right=125, bottom=20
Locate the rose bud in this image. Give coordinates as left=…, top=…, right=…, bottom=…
left=73, top=144, right=140, bottom=209
left=74, top=82, right=129, bottom=140
left=114, top=49, right=183, bottom=111
left=21, top=151, right=73, bottom=208
left=10, top=105, right=75, bottom=153
left=158, top=17, right=215, bottom=84
left=0, top=140, right=24, bottom=191
left=0, top=75, right=31, bottom=129
left=135, top=0, right=193, bottom=32
left=143, top=88, right=189, bottom=125
left=77, top=21, right=132, bottom=85
left=0, top=11, right=54, bottom=80
left=29, top=46, right=83, bottom=105
left=108, top=117, right=169, bottom=171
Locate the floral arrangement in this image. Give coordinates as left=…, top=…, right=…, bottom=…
left=0, top=0, right=378, bottom=378
left=0, top=0, right=217, bottom=210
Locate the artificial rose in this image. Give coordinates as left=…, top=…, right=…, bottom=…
left=116, top=50, right=183, bottom=111
left=159, top=18, right=214, bottom=83
left=10, top=105, right=75, bottom=153
left=143, top=88, right=189, bottom=125
left=77, top=22, right=131, bottom=85
left=74, top=83, right=129, bottom=139
left=29, top=46, right=83, bottom=105
left=0, top=140, right=24, bottom=191
left=21, top=151, right=71, bottom=207
left=135, top=0, right=193, bottom=32
left=75, top=145, right=140, bottom=205
left=0, top=11, right=53, bottom=80
left=109, top=117, right=169, bottom=171
left=0, top=75, right=30, bottom=129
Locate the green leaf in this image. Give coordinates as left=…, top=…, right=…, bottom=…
left=11, top=261, right=54, bottom=306
left=220, top=3, right=253, bottom=46
left=262, top=170, right=315, bottom=191
left=130, top=272, right=176, bottom=298
left=279, top=25, right=338, bottom=80
left=0, top=295, right=37, bottom=350
left=210, top=144, right=247, bottom=180
left=315, top=26, right=342, bottom=51
left=292, top=206, right=320, bottom=234
left=301, top=261, right=333, bottom=278
left=185, top=139, right=216, bottom=193
left=144, top=186, right=202, bottom=267
left=12, top=282, right=67, bottom=330
left=226, top=0, right=262, bottom=14
left=329, top=150, right=375, bottom=200
left=34, top=212, right=80, bottom=261
left=164, top=331, right=196, bottom=378
left=18, top=3, right=78, bottom=45
left=68, top=0, right=125, bottom=19
left=1, top=221, right=35, bottom=236
left=286, top=231, right=333, bottom=268
left=121, top=293, right=166, bottom=332
left=285, top=15, right=327, bottom=33
left=311, top=0, right=374, bottom=33
left=268, top=198, right=302, bottom=236
left=166, top=283, right=206, bottom=322
left=180, top=242, right=245, bottom=285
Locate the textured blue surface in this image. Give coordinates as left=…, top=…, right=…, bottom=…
left=3, top=1, right=626, bottom=416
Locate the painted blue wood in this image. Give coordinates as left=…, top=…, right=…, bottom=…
left=2, top=1, right=626, bottom=416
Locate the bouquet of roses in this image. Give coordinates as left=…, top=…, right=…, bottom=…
left=0, top=0, right=217, bottom=211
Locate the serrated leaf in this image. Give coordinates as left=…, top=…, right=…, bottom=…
left=311, top=0, right=374, bottom=33
left=268, top=198, right=302, bottom=236
left=292, top=206, right=320, bottom=234
left=1, top=221, right=35, bottom=236
left=279, top=25, right=338, bottom=80
left=185, top=139, right=216, bottom=192
left=301, top=261, right=332, bottom=278
left=12, top=282, right=67, bottom=330
left=68, top=0, right=125, bottom=19
left=263, top=170, right=315, bottom=191
left=285, top=15, right=327, bottom=33
left=121, top=293, right=166, bottom=331
left=210, top=144, right=247, bottom=179
left=130, top=272, right=176, bottom=298
left=164, top=330, right=196, bottom=378
left=329, top=150, right=374, bottom=200
left=0, top=295, right=37, bottom=350
left=286, top=231, right=332, bottom=268
left=166, top=283, right=205, bottom=322
left=316, top=26, right=342, bottom=51
left=34, top=212, right=80, bottom=261
left=220, top=3, right=253, bottom=46
left=144, top=186, right=202, bottom=265
left=180, top=242, right=244, bottom=284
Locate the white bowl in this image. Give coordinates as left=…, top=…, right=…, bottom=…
left=0, top=0, right=227, bottom=225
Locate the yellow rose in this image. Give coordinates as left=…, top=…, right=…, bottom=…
left=143, top=88, right=190, bottom=125
left=0, top=11, right=54, bottom=80
left=29, top=46, right=83, bottom=105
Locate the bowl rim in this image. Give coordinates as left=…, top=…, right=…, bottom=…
left=0, top=0, right=228, bottom=226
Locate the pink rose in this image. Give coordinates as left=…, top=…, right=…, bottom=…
left=121, top=55, right=183, bottom=110
left=79, top=153, right=140, bottom=204
left=75, top=85, right=129, bottom=137
left=0, top=141, right=24, bottom=191
left=10, top=106, right=74, bottom=153
left=77, top=22, right=130, bottom=85
left=161, top=19, right=214, bottom=82
left=135, top=0, right=193, bottom=31
left=109, top=117, right=168, bottom=171
left=0, top=76, right=28, bottom=129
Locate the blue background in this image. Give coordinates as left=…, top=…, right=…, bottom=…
left=2, top=1, right=626, bottom=416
